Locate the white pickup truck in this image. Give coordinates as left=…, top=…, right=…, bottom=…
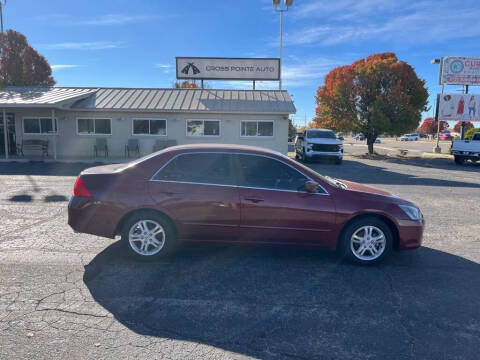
left=451, top=132, right=480, bottom=164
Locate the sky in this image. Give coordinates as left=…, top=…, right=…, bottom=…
left=5, top=0, right=480, bottom=127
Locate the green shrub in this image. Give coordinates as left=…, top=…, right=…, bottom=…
left=465, top=127, right=480, bottom=140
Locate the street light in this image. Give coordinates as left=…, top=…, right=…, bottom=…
left=273, top=0, right=293, bottom=90
left=431, top=58, right=443, bottom=153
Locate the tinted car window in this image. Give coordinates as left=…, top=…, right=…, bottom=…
left=154, top=153, right=233, bottom=185
left=237, top=154, right=308, bottom=191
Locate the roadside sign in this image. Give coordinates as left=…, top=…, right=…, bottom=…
left=176, top=57, right=280, bottom=81
left=438, top=93, right=480, bottom=122
left=440, top=57, right=480, bottom=85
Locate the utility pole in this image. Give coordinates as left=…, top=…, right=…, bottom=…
left=0, top=0, right=6, bottom=33
left=273, top=0, right=293, bottom=90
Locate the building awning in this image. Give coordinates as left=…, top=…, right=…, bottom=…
left=0, top=87, right=98, bottom=108
left=0, top=87, right=296, bottom=114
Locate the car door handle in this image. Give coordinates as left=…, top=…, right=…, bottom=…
left=244, top=197, right=264, bottom=203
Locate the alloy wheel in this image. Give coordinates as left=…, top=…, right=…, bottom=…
left=128, top=220, right=165, bottom=256
left=350, top=225, right=386, bottom=261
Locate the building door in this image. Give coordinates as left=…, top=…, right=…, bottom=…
left=0, top=113, right=15, bottom=156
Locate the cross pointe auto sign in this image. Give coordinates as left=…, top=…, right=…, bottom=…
left=176, top=57, right=280, bottom=81
left=440, top=57, right=480, bottom=85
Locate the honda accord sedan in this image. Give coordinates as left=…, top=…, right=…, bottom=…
left=68, top=144, right=424, bottom=264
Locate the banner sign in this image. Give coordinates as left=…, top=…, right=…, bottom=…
left=440, top=57, right=480, bottom=85
left=176, top=57, right=280, bottom=81
left=439, top=94, right=480, bottom=122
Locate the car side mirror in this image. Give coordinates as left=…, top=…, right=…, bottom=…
left=303, top=180, right=319, bottom=193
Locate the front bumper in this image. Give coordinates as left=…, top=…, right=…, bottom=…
left=305, top=150, right=343, bottom=159
left=397, top=219, right=424, bottom=250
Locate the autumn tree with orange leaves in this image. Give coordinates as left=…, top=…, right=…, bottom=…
left=174, top=80, right=198, bottom=88
left=313, top=53, right=428, bottom=153
left=453, top=120, right=473, bottom=133
left=0, top=30, right=55, bottom=87
left=419, top=117, right=448, bottom=135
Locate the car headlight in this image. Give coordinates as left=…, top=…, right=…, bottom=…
left=399, top=204, right=421, bottom=220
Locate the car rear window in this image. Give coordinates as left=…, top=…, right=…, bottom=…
left=153, top=153, right=234, bottom=186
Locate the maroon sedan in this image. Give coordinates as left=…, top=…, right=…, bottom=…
left=68, top=144, right=424, bottom=264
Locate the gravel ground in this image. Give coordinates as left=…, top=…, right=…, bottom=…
left=0, top=158, right=479, bottom=360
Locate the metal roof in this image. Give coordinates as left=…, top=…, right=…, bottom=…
left=0, top=87, right=97, bottom=108
left=0, top=87, right=296, bottom=114
left=71, top=88, right=296, bottom=114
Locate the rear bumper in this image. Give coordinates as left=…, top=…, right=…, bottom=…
left=68, top=196, right=119, bottom=238
left=452, top=150, right=480, bottom=158
left=397, top=219, right=424, bottom=250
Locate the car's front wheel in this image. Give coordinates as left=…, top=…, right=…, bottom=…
left=121, top=211, right=177, bottom=261
left=340, top=217, right=393, bottom=265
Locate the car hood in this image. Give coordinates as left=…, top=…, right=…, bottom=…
left=340, top=180, right=393, bottom=196
left=306, top=138, right=342, bottom=145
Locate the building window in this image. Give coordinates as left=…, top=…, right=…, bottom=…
left=241, top=120, right=274, bottom=137
left=23, top=117, right=57, bottom=135
left=133, top=119, right=167, bottom=136
left=77, top=118, right=111, bottom=135
left=186, top=120, right=220, bottom=137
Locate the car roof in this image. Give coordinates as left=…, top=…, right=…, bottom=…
left=160, top=143, right=285, bottom=157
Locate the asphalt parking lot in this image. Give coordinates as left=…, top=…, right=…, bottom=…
left=343, top=137, right=453, bottom=156
left=0, top=158, right=479, bottom=359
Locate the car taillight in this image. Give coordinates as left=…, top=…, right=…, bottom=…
left=73, top=178, right=92, bottom=197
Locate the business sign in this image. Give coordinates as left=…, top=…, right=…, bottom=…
left=176, top=57, right=280, bottom=81
left=439, top=93, right=480, bottom=122
left=440, top=57, right=480, bottom=85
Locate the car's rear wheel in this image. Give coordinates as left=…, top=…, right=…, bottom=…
left=340, top=217, right=393, bottom=265
left=121, top=211, right=177, bottom=261
left=454, top=155, right=465, bottom=165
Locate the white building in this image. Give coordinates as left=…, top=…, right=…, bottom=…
left=0, top=87, right=296, bottom=160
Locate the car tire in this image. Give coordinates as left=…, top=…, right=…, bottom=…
left=454, top=155, right=465, bottom=165
left=339, top=217, right=393, bottom=265
left=301, top=151, right=309, bottom=163
left=121, top=211, right=178, bottom=261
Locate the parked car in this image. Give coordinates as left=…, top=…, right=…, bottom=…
left=439, top=133, right=453, bottom=141
left=295, top=129, right=343, bottom=164
left=451, top=132, right=480, bottom=164
left=375, top=137, right=381, bottom=143
left=418, top=133, right=428, bottom=139
left=337, top=133, right=344, bottom=141
left=68, top=144, right=424, bottom=265
left=355, top=133, right=365, bottom=141
left=400, top=134, right=419, bottom=141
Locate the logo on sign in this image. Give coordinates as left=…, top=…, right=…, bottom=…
left=450, top=60, right=464, bottom=73
left=181, top=63, right=200, bottom=75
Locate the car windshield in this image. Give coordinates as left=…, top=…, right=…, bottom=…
left=306, top=130, right=336, bottom=139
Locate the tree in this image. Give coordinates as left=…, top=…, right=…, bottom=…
left=453, top=121, right=474, bottom=133
left=313, top=52, right=428, bottom=153
left=465, top=127, right=480, bottom=140
left=288, top=118, right=297, bottom=140
left=174, top=80, right=198, bottom=88
left=419, top=117, right=448, bottom=135
left=0, top=29, right=55, bottom=87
